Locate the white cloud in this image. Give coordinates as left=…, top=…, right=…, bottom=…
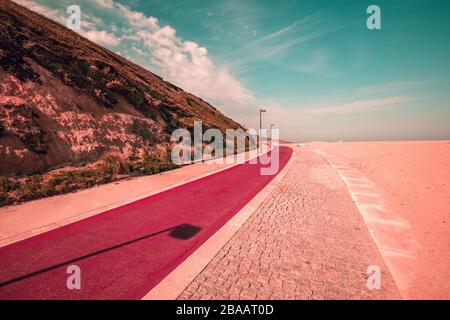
left=252, top=13, right=319, bottom=44
left=80, top=29, right=120, bottom=46
left=93, top=0, right=114, bottom=9
left=14, top=0, right=120, bottom=47
left=110, top=2, right=255, bottom=108
left=15, top=0, right=256, bottom=117
left=355, top=81, right=429, bottom=96
left=13, top=0, right=65, bottom=24
left=81, top=13, right=103, bottom=29
left=304, top=96, right=414, bottom=115
left=226, top=12, right=356, bottom=72
left=289, top=50, right=331, bottom=74
left=116, top=3, right=159, bottom=29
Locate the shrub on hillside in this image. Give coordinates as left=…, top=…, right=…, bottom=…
left=132, top=154, right=178, bottom=175
left=0, top=192, right=10, bottom=206
left=0, top=152, right=179, bottom=207
left=99, top=154, right=130, bottom=175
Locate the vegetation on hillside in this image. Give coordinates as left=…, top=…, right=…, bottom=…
left=0, top=154, right=178, bottom=206
left=0, top=1, right=247, bottom=207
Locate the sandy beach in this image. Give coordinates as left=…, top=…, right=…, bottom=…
left=309, top=140, right=450, bottom=299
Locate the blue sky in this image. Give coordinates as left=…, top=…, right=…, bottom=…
left=16, top=0, right=450, bottom=141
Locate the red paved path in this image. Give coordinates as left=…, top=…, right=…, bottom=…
left=0, top=147, right=292, bottom=299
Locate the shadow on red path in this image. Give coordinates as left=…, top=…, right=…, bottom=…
left=0, top=146, right=292, bottom=299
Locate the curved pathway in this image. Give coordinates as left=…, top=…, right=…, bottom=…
left=0, top=147, right=292, bottom=299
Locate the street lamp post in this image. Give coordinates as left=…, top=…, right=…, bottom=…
left=270, top=123, right=275, bottom=147
left=259, top=108, right=266, bottom=150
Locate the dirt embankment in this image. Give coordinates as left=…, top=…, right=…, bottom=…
left=0, top=0, right=244, bottom=206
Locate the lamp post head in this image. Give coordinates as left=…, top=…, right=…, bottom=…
left=260, top=108, right=266, bottom=112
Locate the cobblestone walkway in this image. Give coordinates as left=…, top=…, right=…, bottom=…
left=178, top=145, right=401, bottom=300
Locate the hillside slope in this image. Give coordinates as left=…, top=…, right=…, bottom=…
left=0, top=0, right=243, bottom=205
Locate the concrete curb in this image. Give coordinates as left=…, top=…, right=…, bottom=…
left=142, top=146, right=296, bottom=300
left=310, top=147, right=409, bottom=299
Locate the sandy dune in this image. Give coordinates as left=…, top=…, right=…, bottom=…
left=309, top=140, right=450, bottom=299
